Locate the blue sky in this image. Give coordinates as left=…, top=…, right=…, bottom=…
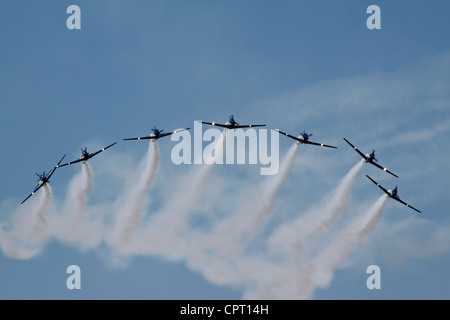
left=1, top=1, right=450, bottom=300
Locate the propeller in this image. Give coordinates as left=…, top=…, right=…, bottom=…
left=152, top=126, right=163, bottom=134
left=36, top=172, right=46, bottom=181
left=301, top=131, right=312, bottom=139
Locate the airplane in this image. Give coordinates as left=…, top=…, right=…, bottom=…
left=21, top=154, right=66, bottom=204
left=343, top=138, right=398, bottom=178
left=57, top=142, right=117, bottom=168
left=199, top=115, right=266, bottom=129
left=124, top=126, right=190, bottom=141
left=366, top=175, right=421, bottom=213
left=273, top=129, right=337, bottom=148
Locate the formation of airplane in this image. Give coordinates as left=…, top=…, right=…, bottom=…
left=21, top=142, right=118, bottom=204
left=366, top=175, right=421, bottom=213
left=57, top=142, right=117, bottom=168
left=19, top=116, right=422, bottom=214
left=21, top=154, right=67, bottom=204
left=199, top=115, right=266, bottom=129
left=124, top=126, right=190, bottom=141
left=343, top=138, right=398, bottom=178
left=22, top=124, right=190, bottom=204
left=273, top=129, right=337, bottom=149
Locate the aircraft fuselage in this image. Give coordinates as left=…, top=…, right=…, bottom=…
left=365, top=153, right=375, bottom=162
left=387, top=188, right=399, bottom=198
left=225, top=121, right=238, bottom=128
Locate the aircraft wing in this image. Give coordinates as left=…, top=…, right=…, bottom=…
left=200, top=121, right=230, bottom=128
left=58, top=142, right=116, bottom=167
left=21, top=192, right=34, bottom=204
left=48, top=154, right=66, bottom=177
left=366, top=175, right=391, bottom=196
left=21, top=154, right=65, bottom=204
left=200, top=121, right=265, bottom=129
left=124, top=128, right=190, bottom=140
left=343, top=138, right=369, bottom=160
left=46, top=167, right=58, bottom=180
left=233, top=124, right=266, bottom=128
left=87, top=142, right=117, bottom=158
left=393, top=196, right=422, bottom=213
left=123, top=136, right=153, bottom=141
left=302, top=140, right=337, bottom=149
left=344, top=138, right=398, bottom=177
left=21, top=184, right=43, bottom=204
left=58, top=158, right=84, bottom=167
left=368, top=160, right=398, bottom=178
left=273, top=129, right=303, bottom=143
left=158, top=128, right=190, bottom=138
left=275, top=129, right=336, bottom=148
left=367, top=175, right=421, bottom=213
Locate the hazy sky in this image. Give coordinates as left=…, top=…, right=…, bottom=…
left=1, top=1, right=449, bottom=300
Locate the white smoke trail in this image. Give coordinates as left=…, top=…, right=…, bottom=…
left=116, top=129, right=229, bottom=262
left=303, top=194, right=388, bottom=299
left=0, top=184, right=53, bottom=259
left=192, top=141, right=300, bottom=258
left=0, top=225, right=41, bottom=260
left=194, top=128, right=228, bottom=195
left=0, top=135, right=395, bottom=299
left=175, top=141, right=300, bottom=287
left=21, top=184, right=52, bottom=244
left=223, top=159, right=366, bottom=298
left=49, top=161, right=102, bottom=251
left=252, top=141, right=301, bottom=229
left=78, top=161, right=93, bottom=205
left=106, top=139, right=159, bottom=250
left=236, top=253, right=315, bottom=300
left=237, top=194, right=388, bottom=300
left=267, top=159, right=366, bottom=258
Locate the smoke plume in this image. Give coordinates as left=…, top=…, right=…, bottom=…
left=0, top=184, right=53, bottom=259
left=305, top=194, right=388, bottom=298
left=50, top=161, right=103, bottom=251
left=115, top=129, right=229, bottom=262
left=267, top=159, right=366, bottom=258
left=106, top=139, right=160, bottom=250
